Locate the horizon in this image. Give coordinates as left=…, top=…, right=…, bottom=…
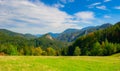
left=0, top=22, right=115, bottom=35
left=0, top=0, right=120, bottom=34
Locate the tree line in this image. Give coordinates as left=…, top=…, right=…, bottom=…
left=0, top=22, right=120, bottom=56
left=66, top=22, right=120, bottom=56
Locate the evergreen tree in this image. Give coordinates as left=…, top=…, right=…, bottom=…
left=91, top=42, right=103, bottom=56
left=73, top=46, right=81, bottom=56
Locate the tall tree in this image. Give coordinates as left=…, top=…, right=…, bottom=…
left=73, top=46, right=81, bottom=56
left=46, top=47, right=56, bottom=56
left=91, top=42, right=103, bottom=56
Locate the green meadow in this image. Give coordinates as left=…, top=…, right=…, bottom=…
left=0, top=55, right=120, bottom=71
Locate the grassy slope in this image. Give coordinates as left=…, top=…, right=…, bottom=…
left=0, top=56, right=120, bottom=71
left=111, top=53, right=120, bottom=57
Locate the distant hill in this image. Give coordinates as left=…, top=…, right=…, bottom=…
left=35, top=34, right=42, bottom=37
left=47, top=32, right=60, bottom=38
left=56, top=23, right=112, bottom=42
left=33, top=34, right=69, bottom=50
left=0, top=29, right=36, bottom=39
left=62, top=29, right=80, bottom=34
left=0, top=22, right=118, bottom=56
left=0, top=23, right=113, bottom=49
left=69, top=22, right=120, bottom=56
left=56, top=29, right=80, bottom=42
left=0, top=29, right=69, bottom=50
left=0, top=23, right=113, bottom=42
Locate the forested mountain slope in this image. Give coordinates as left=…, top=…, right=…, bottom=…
left=56, top=23, right=112, bottom=42
left=68, top=22, right=120, bottom=56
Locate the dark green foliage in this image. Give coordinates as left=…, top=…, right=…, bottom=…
left=69, top=22, right=120, bottom=56
left=61, top=47, right=69, bottom=56
left=0, top=22, right=119, bottom=56
left=73, top=33, right=97, bottom=55
left=91, top=42, right=103, bottom=56
left=0, top=30, right=69, bottom=56
left=0, top=44, right=18, bottom=55
left=34, top=34, right=68, bottom=50
left=73, top=46, right=81, bottom=56
left=0, top=29, right=36, bottom=39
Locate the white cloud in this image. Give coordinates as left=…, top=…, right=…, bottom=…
left=74, top=11, right=95, bottom=24
left=96, top=5, right=107, bottom=10
left=88, top=2, right=108, bottom=10
left=114, top=6, right=120, bottom=10
left=0, top=0, right=80, bottom=34
left=104, top=0, right=111, bottom=2
left=104, top=15, right=111, bottom=18
left=53, top=3, right=64, bottom=8
left=75, top=11, right=95, bottom=20
left=60, top=0, right=74, bottom=4
left=0, top=0, right=96, bottom=34
left=88, top=2, right=101, bottom=8
left=53, top=0, right=74, bottom=8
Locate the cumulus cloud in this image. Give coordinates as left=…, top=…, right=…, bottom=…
left=75, top=11, right=95, bottom=20
left=0, top=0, right=80, bottom=34
left=74, top=11, right=95, bottom=24
left=0, top=0, right=95, bottom=34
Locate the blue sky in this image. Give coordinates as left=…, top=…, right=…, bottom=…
left=0, top=0, right=120, bottom=34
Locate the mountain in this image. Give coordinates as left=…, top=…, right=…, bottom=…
left=0, top=29, right=69, bottom=53
left=56, top=29, right=80, bottom=42
left=0, top=29, right=36, bottom=39
left=81, top=23, right=112, bottom=31
left=35, top=34, right=42, bottom=37
left=0, top=29, right=23, bottom=37
left=68, top=22, right=120, bottom=56
left=62, top=29, right=80, bottom=34
left=43, top=34, right=54, bottom=40
left=24, top=34, right=36, bottom=39
left=0, top=22, right=117, bottom=56
left=56, top=23, right=112, bottom=42
left=47, top=32, right=59, bottom=38
left=0, top=23, right=112, bottom=42
left=34, top=34, right=69, bottom=50
left=98, top=23, right=112, bottom=29
left=81, top=26, right=95, bottom=31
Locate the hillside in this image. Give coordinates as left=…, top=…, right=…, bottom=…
left=0, top=23, right=119, bottom=56
left=0, top=30, right=69, bottom=55
left=111, top=53, right=120, bottom=57
left=68, top=22, right=120, bottom=56
left=0, top=29, right=36, bottom=39
left=56, top=23, right=112, bottom=42
left=33, top=34, right=69, bottom=50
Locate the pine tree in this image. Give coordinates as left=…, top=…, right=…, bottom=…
left=73, top=46, right=81, bottom=56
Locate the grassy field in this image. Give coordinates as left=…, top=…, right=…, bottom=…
left=0, top=55, right=120, bottom=71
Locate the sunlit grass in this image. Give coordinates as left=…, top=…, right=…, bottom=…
left=0, top=56, right=120, bottom=71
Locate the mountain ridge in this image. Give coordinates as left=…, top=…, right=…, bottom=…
left=0, top=23, right=113, bottom=42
